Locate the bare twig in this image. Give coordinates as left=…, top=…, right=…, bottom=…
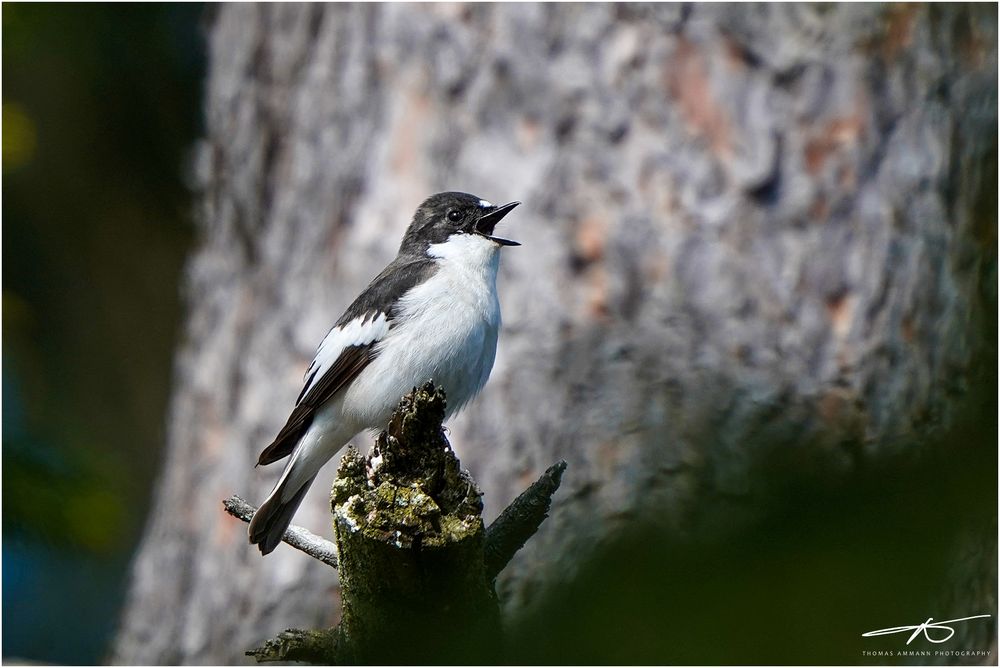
left=483, top=460, right=567, bottom=580
left=246, top=628, right=338, bottom=663
left=223, top=495, right=338, bottom=568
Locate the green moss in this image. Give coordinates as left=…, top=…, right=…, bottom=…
left=250, top=383, right=565, bottom=663
left=254, top=382, right=562, bottom=663
left=330, top=445, right=365, bottom=507
left=332, top=382, right=484, bottom=549
left=329, top=383, right=500, bottom=663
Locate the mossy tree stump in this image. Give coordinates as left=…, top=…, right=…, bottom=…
left=238, top=382, right=566, bottom=664
left=331, top=383, right=500, bottom=664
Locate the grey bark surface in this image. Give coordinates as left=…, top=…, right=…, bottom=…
left=112, top=4, right=996, bottom=664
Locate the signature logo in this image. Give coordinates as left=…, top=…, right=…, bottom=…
left=862, top=615, right=992, bottom=645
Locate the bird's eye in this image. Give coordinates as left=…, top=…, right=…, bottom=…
left=447, top=210, right=462, bottom=223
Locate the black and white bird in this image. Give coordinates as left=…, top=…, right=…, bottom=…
left=248, top=192, right=520, bottom=554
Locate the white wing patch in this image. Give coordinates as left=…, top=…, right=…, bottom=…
left=302, top=312, right=390, bottom=400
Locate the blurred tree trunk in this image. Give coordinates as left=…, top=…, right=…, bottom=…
left=112, top=4, right=996, bottom=664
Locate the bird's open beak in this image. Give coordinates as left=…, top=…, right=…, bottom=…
left=475, top=201, right=521, bottom=246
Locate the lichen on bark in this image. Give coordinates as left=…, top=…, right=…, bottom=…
left=244, top=381, right=566, bottom=664
left=329, top=382, right=501, bottom=664
left=331, top=382, right=485, bottom=549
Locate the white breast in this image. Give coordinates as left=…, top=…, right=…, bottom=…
left=342, top=233, right=502, bottom=426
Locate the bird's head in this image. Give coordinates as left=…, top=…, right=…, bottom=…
left=400, top=192, right=520, bottom=256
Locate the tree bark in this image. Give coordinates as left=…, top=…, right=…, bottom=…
left=326, top=384, right=501, bottom=664
left=112, top=4, right=996, bottom=664
left=230, top=383, right=564, bottom=665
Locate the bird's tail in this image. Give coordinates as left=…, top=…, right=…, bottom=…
left=248, top=471, right=318, bottom=555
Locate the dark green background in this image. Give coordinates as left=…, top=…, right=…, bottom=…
left=3, top=4, right=203, bottom=662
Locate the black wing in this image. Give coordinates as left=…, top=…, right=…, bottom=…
left=256, top=343, right=376, bottom=466
left=255, top=255, right=438, bottom=466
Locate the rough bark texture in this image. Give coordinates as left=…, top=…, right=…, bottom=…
left=234, top=383, right=562, bottom=665
left=329, top=383, right=500, bottom=664
left=113, top=4, right=996, bottom=664
left=483, top=459, right=566, bottom=582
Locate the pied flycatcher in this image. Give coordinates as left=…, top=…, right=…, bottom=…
left=249, top=192, right=520, bottom=554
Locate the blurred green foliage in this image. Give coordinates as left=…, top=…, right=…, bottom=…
left=3, top=3, right=204, bottom=662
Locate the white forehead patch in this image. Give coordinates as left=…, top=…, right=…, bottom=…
left=479, top=199, right=493, bottom=208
